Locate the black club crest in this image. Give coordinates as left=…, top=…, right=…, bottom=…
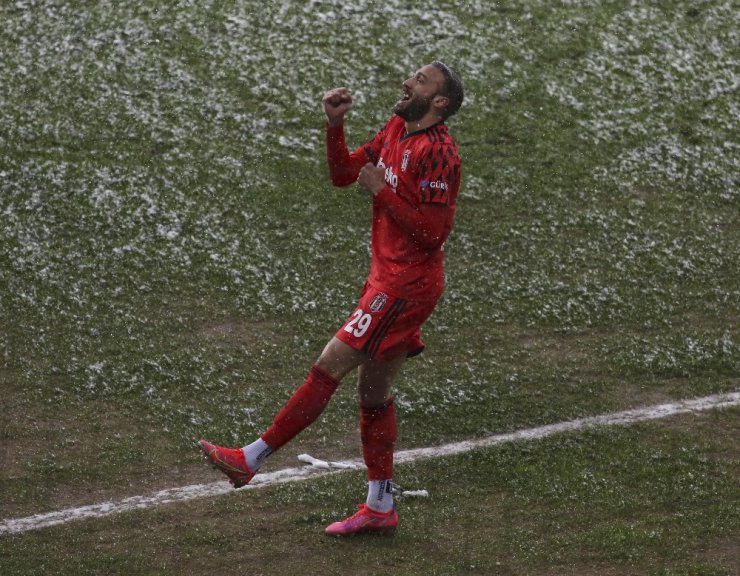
left=370, top=293, right=388, bottom=312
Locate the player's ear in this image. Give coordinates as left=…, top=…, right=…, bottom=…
left=433, top=94, right=450, bottom=113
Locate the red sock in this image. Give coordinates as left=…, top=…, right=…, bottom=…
left=261, top=365, right=340, bottom=451
left=361, top=398, right=397, bottom=481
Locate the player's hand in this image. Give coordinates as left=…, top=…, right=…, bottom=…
left=323, top=87, right=353, bottom=127
left=358, top=163, right=386, bottom=196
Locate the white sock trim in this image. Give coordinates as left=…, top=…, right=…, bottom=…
left=242, top=438, right=272, bottom=471
left=366, top=479, right=394, bottom=513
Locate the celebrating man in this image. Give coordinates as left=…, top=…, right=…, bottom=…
left=199, top=61, right=464, bottom=535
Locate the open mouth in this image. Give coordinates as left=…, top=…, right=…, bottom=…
left=396, top=91, right=412, bottom=106
left=394, top=88, right=413, bottom=114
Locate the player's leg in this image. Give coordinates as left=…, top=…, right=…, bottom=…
left=359, top=354, right=404, bottom=511
left=325, top=293, right=438, bottom=534
left=357, top=353, right=405, bottom=406
left=199, top=337, right=366, bottom=488
left=324, top=354, right=404, bottom=535
left=260, top=337, right=365, bottom=450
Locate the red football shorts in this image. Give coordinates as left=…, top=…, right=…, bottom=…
left=335, top=283, right=439, bottom=361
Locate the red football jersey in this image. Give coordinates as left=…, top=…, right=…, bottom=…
left=327, top=115, right=461, bottom=301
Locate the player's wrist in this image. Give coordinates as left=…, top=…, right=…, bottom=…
left=326, top=117, right=344, bottom=128
left=374, top=184, right=393, bottom=198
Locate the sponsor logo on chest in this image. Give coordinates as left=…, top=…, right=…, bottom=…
left=377, top=156, right=398, bottom=191
left=421, top=179, right=448, bottom=191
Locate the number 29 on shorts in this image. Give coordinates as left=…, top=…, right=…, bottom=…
left=344, top=309, right=373, bottom=338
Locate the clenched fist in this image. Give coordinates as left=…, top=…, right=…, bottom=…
left=358, top=162, right=386, bottom=196
left=323, top=88, right=353, bottom=127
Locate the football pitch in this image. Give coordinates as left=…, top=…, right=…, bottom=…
left=1, top=1, right=738, bottom=575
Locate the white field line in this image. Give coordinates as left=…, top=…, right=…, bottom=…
left=1, top=391, right=738, bottom=536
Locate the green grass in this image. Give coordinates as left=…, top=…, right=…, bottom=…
left=1, top=0, right=738, bottom=574
left=2, top=409, right=738, bottom=575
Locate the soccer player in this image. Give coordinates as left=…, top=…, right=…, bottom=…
left=199, top=61, right=464, bottom=535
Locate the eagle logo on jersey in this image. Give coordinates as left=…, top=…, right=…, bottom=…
left=370, top=292, right=388, bottom=313
left=401, top=149, right=411, bottom=172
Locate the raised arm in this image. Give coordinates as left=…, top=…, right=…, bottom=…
left=324, top=88, right=388, bottom=188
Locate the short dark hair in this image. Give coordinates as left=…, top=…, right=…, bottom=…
left=432, top=61, right=464, bottom=119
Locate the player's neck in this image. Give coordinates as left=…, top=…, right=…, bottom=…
left=404, top=114, right=444, bottom=134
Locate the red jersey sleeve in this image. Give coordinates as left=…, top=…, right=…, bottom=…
left=417, top=141, right=461, bottom=205
left=326, top=121, right=388, bottom=187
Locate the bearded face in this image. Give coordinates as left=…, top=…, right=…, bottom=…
left=393, top=64, right=451, bottom=124
left=394, top=88, right=435, bottom=121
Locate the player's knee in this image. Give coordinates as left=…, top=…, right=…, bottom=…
left=314, top=338, right=365, bottom=381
